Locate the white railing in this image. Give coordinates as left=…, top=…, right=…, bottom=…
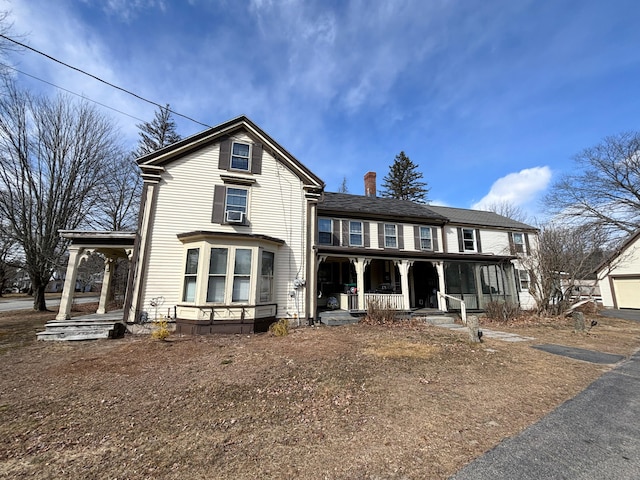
left=437, top=292, right=467, bottom=325
left=364, top=293, right=405, bottom=310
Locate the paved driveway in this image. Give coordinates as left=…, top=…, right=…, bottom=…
left=0, top=296, right=99, bottom=312
left=451, top=351, right=640, bottom=479
left=599, top=309, right=640, bottom=322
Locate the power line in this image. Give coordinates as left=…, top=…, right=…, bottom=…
left=0, top=34, right=212, bottom=129
left=2, top=64, right=148, bottom=123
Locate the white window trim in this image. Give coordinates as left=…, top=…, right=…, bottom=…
left=225, top=187, right=249, bottom=222
left=384, top=224, right=397, bottom=248
left=513, top=232, right=525, bottom=254
left=318, top=217, right=333, bottom=245
left=419, top=226, right=432, bottom=251
left=349, top=221, right=363, bottom=247
left=462, top=228, right=477, bottom=252
left=518, top=269, right=530, bottom=291
left=230, top=141, right=251, bottom=171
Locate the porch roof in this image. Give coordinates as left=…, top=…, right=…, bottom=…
left=316, top=245, right=515, bottom=262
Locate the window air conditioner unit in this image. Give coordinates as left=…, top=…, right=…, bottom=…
left=226, top=210, right=244, bottom=224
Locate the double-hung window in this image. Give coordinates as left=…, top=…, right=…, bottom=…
left=419, top=227, right=432, bottom=250
left=206, top=248, right=228, bottom=302
left=518, top=269, right=530, bottom=291
left=349, top=221, right=363, bottom=246
left=384, top=224, right=397, bottom=248
left=462, top=228, right=476, bottom=251
left=183, top=248, right=200, bottom=302
left=232, top=249, right=252, bottom=302
left=513, top=233, right=525, bottom=254
left=260, top=251, right=274, bottom=302
left=225, top=187, right=247, bottom=223
left=231, top=142, right=250, bottom=171
left=318, top=218, right=333, bottom=245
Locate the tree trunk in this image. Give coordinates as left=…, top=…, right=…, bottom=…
left=32, top=283, right=47, bottom=311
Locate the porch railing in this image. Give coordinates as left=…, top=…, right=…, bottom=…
left=364, top=293, right=405, bottom=311
left=437, top=292, right=467, bottom=325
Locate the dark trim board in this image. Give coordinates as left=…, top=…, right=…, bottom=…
left=175, top=316, right=275, bottom=334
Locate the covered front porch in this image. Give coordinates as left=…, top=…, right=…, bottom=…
left=316, top=252, right=519, bottom=317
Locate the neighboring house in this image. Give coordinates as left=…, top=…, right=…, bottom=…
left=596, top=230, right=640, bottom=309
left=55, top=116, right=539, bottom=333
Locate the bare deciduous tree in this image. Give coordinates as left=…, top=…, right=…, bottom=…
left=544, top=131, right=640, bottom=239
left=0, top=81, right=122, bottom=310
left=94, top=153, right=141, bottom=231
left=484, top=200, right=529, bottom=224
left=518, top=224, right=607, bottom=315
left=0, top=222, right=19, bottom=296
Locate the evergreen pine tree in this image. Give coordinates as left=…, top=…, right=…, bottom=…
left=381, top=151, right=429, bottom=203
left=136, top=104, right=182, bottom=156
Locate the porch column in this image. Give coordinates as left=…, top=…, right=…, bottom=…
left=396, top=260, right=413, bottom=310
left=353, top=257, right=370, bottom=310
left=56, top=246, right=85, bottom=321
left=435, top=261, right=447, bottom=311
left=96, top=257, right=115, bottom=314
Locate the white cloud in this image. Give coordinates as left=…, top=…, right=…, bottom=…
left=472, top=166, right=552, bottom=210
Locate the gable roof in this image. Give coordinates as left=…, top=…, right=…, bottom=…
left=427, top=205, right=537, bottom=231
left=136, top=115, right=324, bottom=189
left=595, top=229, right=640, bottom=274
left=318, top=192, right=448, bottom=224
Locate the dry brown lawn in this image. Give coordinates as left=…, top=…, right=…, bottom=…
left=1, top=307, right=639, bottom=479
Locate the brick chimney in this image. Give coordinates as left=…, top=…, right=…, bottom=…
left=364, top=171, right=376, bottom=197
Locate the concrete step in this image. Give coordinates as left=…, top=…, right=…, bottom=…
left=420, top=315, right=459, bottom=325
left=37, top=329, right=112, bottom=341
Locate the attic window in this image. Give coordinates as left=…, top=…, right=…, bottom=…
left=513, top=233, right=525, bottom=254
left=231, top=142, right=250, bottom=171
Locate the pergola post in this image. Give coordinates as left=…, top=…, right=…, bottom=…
left=56, top=246, right=85, bottom=321
left=96, top=257, right=115, bottom=314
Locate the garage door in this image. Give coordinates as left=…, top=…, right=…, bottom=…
left=613, top=277, right=640, bottom=309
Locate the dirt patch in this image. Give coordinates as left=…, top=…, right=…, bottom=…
left=0, top=311, right=638, bottom=479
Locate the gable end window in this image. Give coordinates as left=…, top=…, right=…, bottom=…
left=231, top=142, right=250, bottom=171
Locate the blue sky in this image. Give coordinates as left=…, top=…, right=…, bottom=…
left=5, top=0, right=640, bottom=220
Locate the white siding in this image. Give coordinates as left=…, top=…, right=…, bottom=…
left=139, top=134, right=309, bottom=321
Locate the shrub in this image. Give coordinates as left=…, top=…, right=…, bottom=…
left=269, top=318, right=290, bottom=336
left=362, top=299, right=398, bottom=325
left=151, top=318, right=170, bottom=340
left=484, top=301, right=521, bottom=323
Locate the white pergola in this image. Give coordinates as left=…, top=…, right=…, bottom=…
left=56, top=231, right=136, bottom=321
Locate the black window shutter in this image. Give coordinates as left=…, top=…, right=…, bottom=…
left=332, top=219, right=340, bottom=246
left=431, top=227, right=439, bottom=252
left=251, top=143, right=262, bottom=174
left=414, top=226, right=420, bottom=250
left=475, top=229, right=482, bottom=253
left=457, top=228, right=464, bottom=252
left=524, top=233, right=531, bottom=255
left=515, top=269, right=522, bottom=292
left=342, top=221, right=349, bottom=246
left=219, top=138, right=231, bottom=170
left=378, top=223, right=385, bottom=249
left=212, top=185, right=226, bottom=223
left=364, top=222, right=370, bottom=247
left=398, top=226, right=404, bottom=250
left=508, top=232, right=515, bottom=255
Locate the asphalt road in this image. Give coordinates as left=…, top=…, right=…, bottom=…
left=451, top=350, right=640, bottom=479
left=0, top=295, right=99, bottom=312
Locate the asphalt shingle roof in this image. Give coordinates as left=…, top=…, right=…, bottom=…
left=318, top=192, right=447, bottom=223
left=318, top=192, right=537, bottom=231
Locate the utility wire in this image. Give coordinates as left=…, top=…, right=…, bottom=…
left=0, top=34, right=212, bottom=128
left=2, top=63, right=148, bottom=123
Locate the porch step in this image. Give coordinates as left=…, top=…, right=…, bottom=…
left=37, top=318, right=126, bottom=341
left=420, top=315, right=460, bottom=326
